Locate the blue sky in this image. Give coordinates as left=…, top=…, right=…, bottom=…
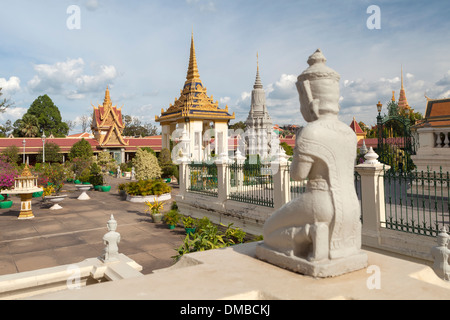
left=1, top=0, right=450, bottom=134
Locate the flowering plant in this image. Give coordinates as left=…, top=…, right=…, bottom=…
left=42, top=185, right=56, bottom=197
left=0, top=156, right=18, bottom=200
left=41, top=163, right=67, bottom=195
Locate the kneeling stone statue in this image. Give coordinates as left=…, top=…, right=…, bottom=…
left=256, top=49, right=368, bottom=277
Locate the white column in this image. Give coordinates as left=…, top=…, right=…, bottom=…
left=214, top=121, right=229, bottom=160
left=355, top=148, right=390, bottom=247
left=161, top=124, right=171, bottom=150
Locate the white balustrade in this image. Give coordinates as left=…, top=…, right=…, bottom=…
left=435, top=130, right=450, bottom=148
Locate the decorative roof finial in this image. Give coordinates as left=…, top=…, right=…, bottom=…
left=186, top=32, right=200, bottom=81
left=104, top=86, right=112, bottom=107
left=254, top=52, right=263, bottom=89
left=401, top=64, right=404, bottom=89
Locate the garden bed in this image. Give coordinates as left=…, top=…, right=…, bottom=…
left=126, top=193, right=171, bottom=203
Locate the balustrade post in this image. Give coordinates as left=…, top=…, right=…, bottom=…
left=444, top=131, right=450, bottom=148
left=177, top=159, right=190, bottom=200
left=272, top=151, right=290, bottom=210
left=215, top=158, right=229, bottom=203
left=355, top=147, right=390, bottom=247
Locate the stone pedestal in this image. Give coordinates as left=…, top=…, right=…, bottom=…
left=256, top=243, right=368, bottom=278
left=18, top=193, right=34, bottom=220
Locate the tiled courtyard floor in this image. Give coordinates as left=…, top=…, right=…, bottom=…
left=0, top=177, right=184, bottom=276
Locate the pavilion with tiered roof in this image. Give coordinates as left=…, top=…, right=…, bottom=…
left=156, top=33, right=235, bottom=161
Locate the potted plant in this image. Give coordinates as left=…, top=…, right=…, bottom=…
left=118, top=183, right=127, bottom=200
left=78, top=168, right=91, bottom=185
left=144, top=199, right=165, bottom=223
left=42, top=185, right=67, bottom=210
left=182, top=216, right=197, bottom=235
left=163, top=208, right=180, bottom=229
left=0, top=194, right=13, bottom=209
left=89, top=163, right=106, bottom=191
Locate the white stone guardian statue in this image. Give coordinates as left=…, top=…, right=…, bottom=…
left=256, top=49, right=368, bottom=277
left=102, top=214, right=121, bottom=262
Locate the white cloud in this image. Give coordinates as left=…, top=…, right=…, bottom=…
left=220, top=96, right=231, bottom=104
left=85, top=0, right=99, bottom=11
left=266, top=74, right=297, bottom=100
left=0, top=106, right=27, bottom=122
left=435, top=70, right=450, bottom=86
left=186, top=0, right=216, bottom=12
left=0, top=76, right=21, bottom=95
left=27, top=58, right=117, bottom=99
left=240, top=91, right=251, bottom=101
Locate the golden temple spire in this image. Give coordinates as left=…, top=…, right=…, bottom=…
left=401, top=65, right=404, bottom=89
left=103, top=86, right=112, bottom=107
left=186, top=32, right=200, bottom=81
left=398, top=66, right=410, bottom=111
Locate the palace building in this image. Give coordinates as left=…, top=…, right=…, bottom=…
left=0, top=87, right=162, bottom=165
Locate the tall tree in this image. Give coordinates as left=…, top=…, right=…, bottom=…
left=26, top=95, right=69, bottom=137
left=68, top=138, right=93, bottom=160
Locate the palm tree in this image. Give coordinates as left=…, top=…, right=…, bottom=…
left=19, top=114, right=39, bottom=137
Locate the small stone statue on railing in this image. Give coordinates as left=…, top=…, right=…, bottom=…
left=102, top=214, right=121, bottom=262
left=431, top=227, right=450, bottom=281
left=116, top=166, right=121, bottom=179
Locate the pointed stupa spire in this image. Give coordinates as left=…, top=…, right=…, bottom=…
left=103, top=86, right=112, bottom=107
left=401, top=65, right=404, bottom=89
left=186, top=32, right=200, bottom=81
left=254, top=52, right=263, bottom=89
left=398, top=65, right=410, bottom=111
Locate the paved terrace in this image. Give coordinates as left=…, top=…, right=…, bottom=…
left=0, top=177, right=184, bottom=276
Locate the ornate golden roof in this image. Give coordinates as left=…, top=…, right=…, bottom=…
left=156, top=33, right=235, bottom=124
left=19, top=164, right=34, bottom=178
left=92, top=87, right=128, bottom=146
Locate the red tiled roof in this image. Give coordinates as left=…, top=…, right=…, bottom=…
left=67, top=132, right=93, bottom=138
left=414, top=98, right=450, bottom=129
left=427, top=100, right=450, bottom=118
left=0, top=136, right=162, bottom=154
left=350, top=118, right=364, bottom=134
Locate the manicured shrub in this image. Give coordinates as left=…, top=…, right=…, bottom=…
left=131, top=148, right=162, bottom=181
